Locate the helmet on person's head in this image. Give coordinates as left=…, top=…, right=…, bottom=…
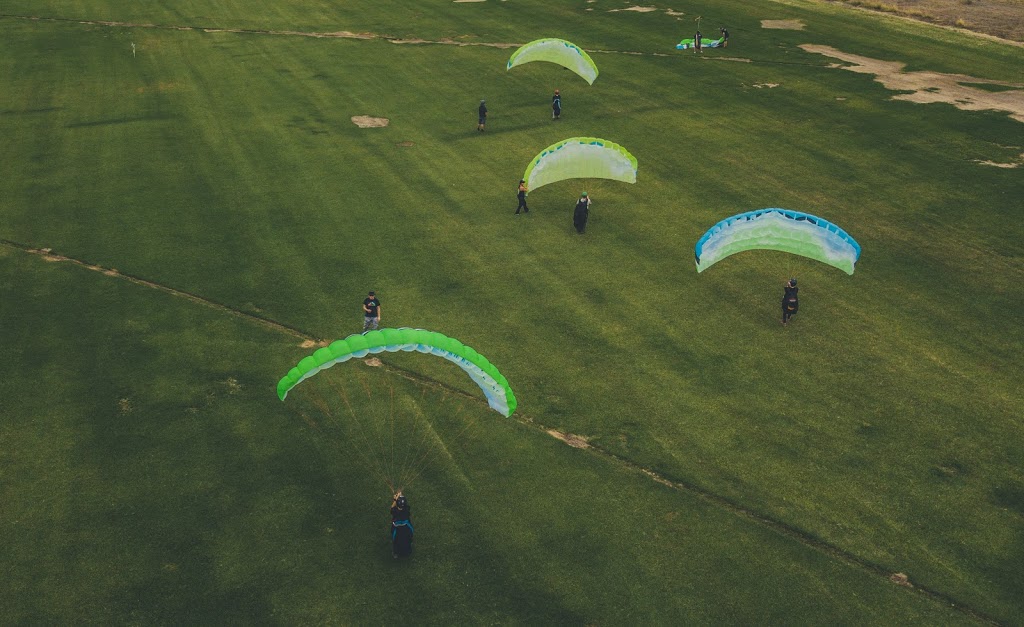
left=581, top=192, right=588, bottom=197
left=789, top=278, right=797, bottom=286
left=396, top=496, right=407, bottom=508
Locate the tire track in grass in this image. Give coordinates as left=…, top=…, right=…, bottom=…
left=2, top=237, right=1000, bottom=623
left=0, top=238, right=318, bottom=343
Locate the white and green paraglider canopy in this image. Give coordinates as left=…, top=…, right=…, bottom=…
left=695, top=208, right=862, bottom=275
left=507, top=38, right=599, bottom=85
left=523, top=137, right=638, bottom=192
left=278, top=328, right=518, bottom=417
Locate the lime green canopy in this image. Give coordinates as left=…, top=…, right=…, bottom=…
left=278, top=328, right=517, bottom=417
left=524, top=137, right=638, bottom=192
left=507, top=38, right=599, bottom=85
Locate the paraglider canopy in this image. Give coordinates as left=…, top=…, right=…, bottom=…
left=507, top=38, right=599, bottom=85
left=676, top=37, right=725, bottom=50
left=695, top=208, right=861, bottom=275
left=523, top=137, right=638, bottom=192
left=278, top=328, right=518, bottom=417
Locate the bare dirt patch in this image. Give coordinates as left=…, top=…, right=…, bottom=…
left=609, top=6, right=659, bottom=12
left=223, top=377, right=243, bottom=394
left=365, top=357, right=383, bottom=367
left=754, top=82, right=781, bottom=88
left=300, top=340, right=318, bottom=348
left=118, top=398, right=132, bottom=413
left=35, top=247, right=68, bottom=262
left=800, top=44, right=1024, bottom=122
left=890, top=572, right=914, bottom=587
left=547, top=429, right=591, bottom=448
left=351, top=116, right=389, bottom=128
left=666, top=9, right=685, bottom=16
left=975, top=155, right=1022, bottom=168
left=713, top=56, right=753, bottom=63
left=322, top=31, right=376, bottom=39
left=762, top=19, right=805, bottom=29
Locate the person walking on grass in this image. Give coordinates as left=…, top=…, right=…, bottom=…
left=573, top=192, right=591, bottom=234
left=363, top=290, right=381, bottom=332
left=390, top=492, right=413, bottom=559
left=516, top=179, right=529, bottom=214
left=477, top=99, right=487, bottom=131
left=782, top=278, right=799, bottom=325
left=552, top=89, right=561, bottom=120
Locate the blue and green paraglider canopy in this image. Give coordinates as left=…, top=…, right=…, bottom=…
left=695, top=208, right=861, bottom=275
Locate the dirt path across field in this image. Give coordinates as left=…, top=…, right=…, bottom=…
left=801, top=44, right=1024, bottom=122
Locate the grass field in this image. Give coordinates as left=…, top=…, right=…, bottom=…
left=2, top=0, right=1023, bottom=623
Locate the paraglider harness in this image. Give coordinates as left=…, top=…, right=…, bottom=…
left=783, top=281, right=799, bottom=317
left=391, top=519, right=414, bottom=540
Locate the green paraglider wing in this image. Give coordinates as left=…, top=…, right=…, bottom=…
left=676, top=37, right=725, bottom=50
left=507, top=38, right=599, bottom=85
left=277, top=328, right=518, bottom=417
left=695, top=208, right=861, bottom=275
left=523, top=137, right=638, bottom=192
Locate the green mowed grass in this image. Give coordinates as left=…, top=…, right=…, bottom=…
left=0, top=250, right=969, bottom=623
left=2, top=0, right=1023, bottom=622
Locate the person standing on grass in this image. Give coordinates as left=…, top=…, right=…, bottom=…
left=694, top=28, right=703, bottom=54
left=782, top=278, right=799, bottom=325
left=552, top=89, right=561, bottom=120
left=720, top=26, right=729, bottom=47
left=390, top=492, right=413, bottom=558
left=363, top=290, right=381, bottom=332
left=477, top=99, right=487, bottom=131
left=573, top=192, right=591, bottom=234
left=516, top=179, right=529, bottom=214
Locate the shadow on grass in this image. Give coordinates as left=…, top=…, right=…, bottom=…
left=65, top=114, right=177, bottom=128
left=0, top=106, right=63, bottom=116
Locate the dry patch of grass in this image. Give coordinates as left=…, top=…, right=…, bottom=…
left=830, top=0, right=1024, bottom=41
left=762, top=19, right=806, bottom=29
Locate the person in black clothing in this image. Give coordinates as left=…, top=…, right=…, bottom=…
left=477, top=99, right=487, bottom=131
left=390, top=492, right=413, bottom=558
left=573, top=192, right=591, bottom=234
left=782, top=278, right=798, bottom=325
left=516, top=179, right=529, bottom=214
left=552, top=89, right=561, bottom=120
left=694, top=29, right=703, bottom=54
left=362, top=291, right=381, bottom=332
left=720, top=26, right=729, bottom=47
